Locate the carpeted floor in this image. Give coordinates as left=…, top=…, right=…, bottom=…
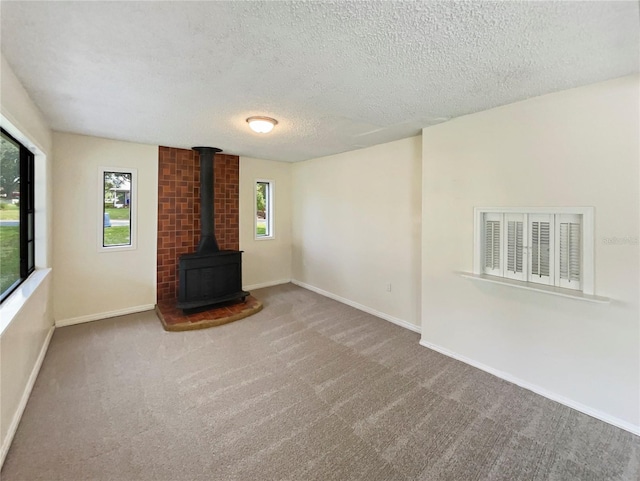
left=2, top=283, right=638, bottom=480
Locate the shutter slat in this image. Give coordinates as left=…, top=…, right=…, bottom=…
left=516, top=222, right=523, bottom=272
left=569, top=223, right=580, bottom=282
left=484, top=219, right=500, bottom=271
left=532, top=222, right=539, bottom=275
left=560, top=223, right=568, bottom=279
left=485, top=221, right=493, bottom=269
left=507, top=221, right=515, bottom=272
left=540, top=222, right=550, bottom=276
left=492, top=222, right=500, bottom=269
left=507, top=220, right=523, bottom=274
left=560, top=222, right=581, bottom=283
left=531, top=221, right=550, bottom=277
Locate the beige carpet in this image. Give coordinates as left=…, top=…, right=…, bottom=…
left=2, top=283, right=638, bottom=480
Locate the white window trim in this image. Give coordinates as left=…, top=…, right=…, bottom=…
left=97, top=167, right=137, bottom=252
left=472, top=207, right=595, bottom=296
left=460, top=272, right=609, bottom=304
left=255, top=178, right=275, bottom=240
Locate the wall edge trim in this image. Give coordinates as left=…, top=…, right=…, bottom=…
left=291, top=279, right=421, bottom=333
left=0, top=325, right=55, bottom=468
left=243, top=279, right=291, bottom=291
left=418, top=338, right=640, bottom=436
left=55, top=304, right=156, bottom=327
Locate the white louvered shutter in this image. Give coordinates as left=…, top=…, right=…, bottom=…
left=503, top=214, right=526, bottom=281
left=556, top=214, right=582, bottom=290
left=528, top=214, right=554, bottom=286
left=483, top=213, right=502, bottom=276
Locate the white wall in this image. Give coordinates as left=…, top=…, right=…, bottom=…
left=421, top=75, right=640, bottom=431
left=0, top=272, right=53, bottom=465
left=0, top=56, right=52, bottom=155
left=0, top=55, right=54, bottom=465
left=291, top=136, right=422, bottom=330
left=52, top=133, right=158, bottom=324
left=239, top=156, right=292, bottom=289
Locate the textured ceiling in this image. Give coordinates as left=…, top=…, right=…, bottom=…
left=1, top=1, right=638, bottom=162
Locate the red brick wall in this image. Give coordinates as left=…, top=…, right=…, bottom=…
left=157, top=146, right=239, bottom=302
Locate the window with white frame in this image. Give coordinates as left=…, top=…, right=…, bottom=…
left=255, top=180, right=274, bottom=239
left=474, top=208, right=594, bottom=294
left=98, top=167, right=137, bottom=251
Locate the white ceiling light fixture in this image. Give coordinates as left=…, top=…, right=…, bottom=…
left=247, top=116, right=278, bottom=134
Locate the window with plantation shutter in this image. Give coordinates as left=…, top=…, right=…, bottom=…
left=483, top=213, right=501, bottom=275
left=529, top=214, right=553, bottom=286
left=504, top=214, right=525, bottom=281
left=556, top=214, right=581, bottom=290
left=473, top=208, right=593, bottom=296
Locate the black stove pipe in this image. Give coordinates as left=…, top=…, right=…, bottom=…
left=192, top=146, right=222, bottom=254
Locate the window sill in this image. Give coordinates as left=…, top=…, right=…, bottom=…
left=460, top=272, right=610, bottom=304
left=0, top=268, right=52, bottom=335
left=98, top=244, right=137, bottom=253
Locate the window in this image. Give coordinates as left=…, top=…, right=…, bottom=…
left=0, top=128, right=35, bottom=303
left=474, top=207, right=594, bottom=295
left=255, top=180, right=274, bottom=239
left=99, top=167, right=136, bottom=251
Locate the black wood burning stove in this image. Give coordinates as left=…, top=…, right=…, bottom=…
left=176, top=147, right=248, bottom=311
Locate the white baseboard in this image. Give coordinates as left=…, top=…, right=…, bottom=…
left=55, top=304, right=156, bottom=328
left=291, top=279, right=421, bottom=334
left=418, top=339, right=640, bottom=436
left=1, top=325, right=55, bottom=468
left=243, top=279, right=291, bottom=291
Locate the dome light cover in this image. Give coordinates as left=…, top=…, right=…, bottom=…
left=247, top=116, right=278, bottom=134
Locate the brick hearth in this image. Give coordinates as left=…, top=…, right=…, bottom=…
left=156, top=296, right=263, bottom=332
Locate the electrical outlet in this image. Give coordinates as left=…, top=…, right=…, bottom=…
left=386, top=283, right=392, bottom=292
